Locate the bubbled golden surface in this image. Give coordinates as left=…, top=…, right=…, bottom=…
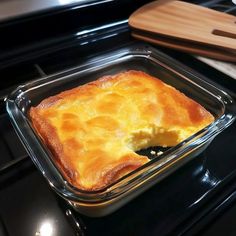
left=29, top=70, right=214, bottom=190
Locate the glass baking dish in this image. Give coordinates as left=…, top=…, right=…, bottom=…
left=6, top=44, right=236, bottom=217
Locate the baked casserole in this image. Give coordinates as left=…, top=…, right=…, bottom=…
left=29, top=70, right=214, bottom=191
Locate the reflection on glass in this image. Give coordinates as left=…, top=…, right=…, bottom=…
left=189, top=169, right=219, bottom=207
left=58, top=0, right=84, bottom=4
left=35, top=220, right=54, bottom=236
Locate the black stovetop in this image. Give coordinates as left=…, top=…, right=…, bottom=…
left=0, top=1, right=236, bottom=236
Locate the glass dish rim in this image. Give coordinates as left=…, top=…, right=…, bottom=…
left=5, top=44, right=236, bottom=203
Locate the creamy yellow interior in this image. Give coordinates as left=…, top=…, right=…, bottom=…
left=35, top=71, right=214, bottom=189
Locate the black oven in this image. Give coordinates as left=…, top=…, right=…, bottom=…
left=0, top=0, right=236, bottom=235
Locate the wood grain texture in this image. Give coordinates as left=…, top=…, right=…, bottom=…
left=132, top=32, right=236, bottom=62
left=129, top=0, right=236, bottom=52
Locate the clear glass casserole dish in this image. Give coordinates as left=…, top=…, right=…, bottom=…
left=6, top=44, right=236, bottom=217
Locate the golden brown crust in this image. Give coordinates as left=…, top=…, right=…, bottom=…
left=29, top=70, right=214, bottom=190
left=29, top=107, right=77, bottom=180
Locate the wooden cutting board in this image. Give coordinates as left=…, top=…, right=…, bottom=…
left=129, top=0, right=236, bottom=60
left=131, top=31, right=236, bottom=62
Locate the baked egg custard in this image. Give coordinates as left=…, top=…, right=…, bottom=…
left=29, top=70, right=214, bottom=190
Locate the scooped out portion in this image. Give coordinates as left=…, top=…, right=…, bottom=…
left=29, top=70, right=214, bottom=190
